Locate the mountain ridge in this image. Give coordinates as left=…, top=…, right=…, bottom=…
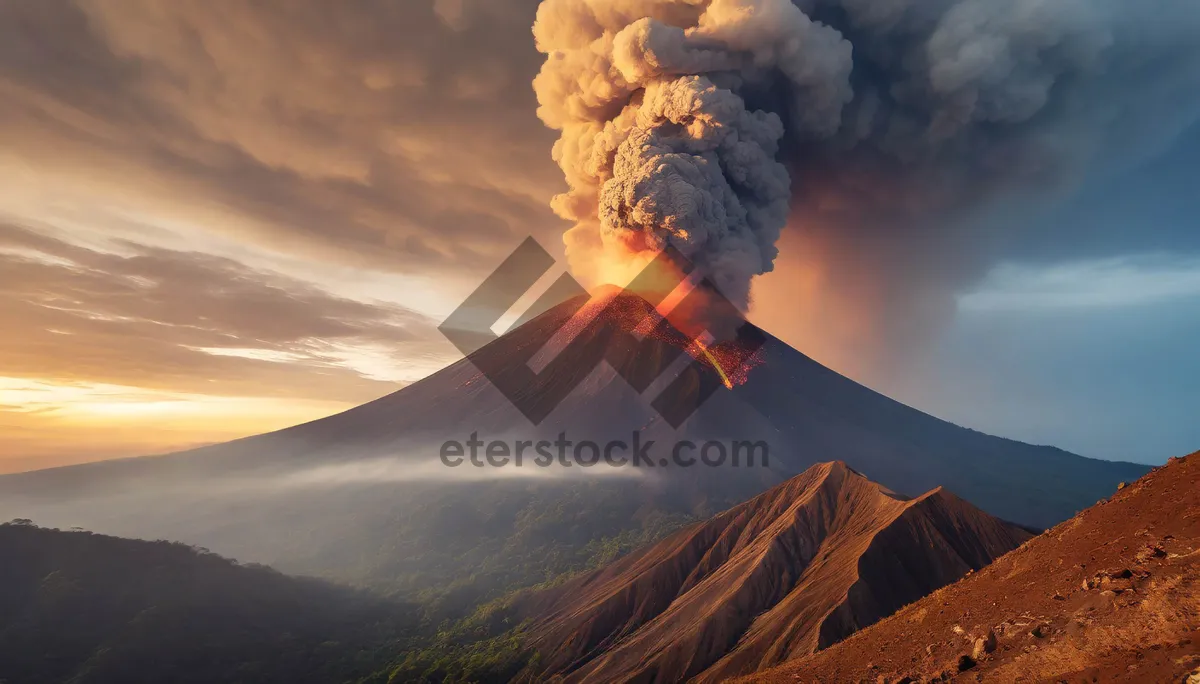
left=516, top=461, right=1033, bottom=682
left=744, top=451, right=1200, bottom=683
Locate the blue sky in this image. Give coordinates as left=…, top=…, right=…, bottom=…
left=905, top=126, right=1200, bottom=463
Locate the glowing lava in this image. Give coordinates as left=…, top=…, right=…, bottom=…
left=691, top=339, right=733, bottom=389
left=543, top=286, right=765, bottom=389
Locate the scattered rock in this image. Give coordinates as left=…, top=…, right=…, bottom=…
left=1093, top=568, right=1133, bottom=586
left=971, top=640, right=987, bottom=660
left=1118, top=482, right=1128, bottom=490
left=1184, top=668, right=1200, bottom=684
left=1136, top=544, right=1167, bottom=563
left=1030, top=624, right=1048, bottom=639
left=971, top=630, right=996, bottom=660
left=1052, top=592, right=1066, bottom=600
left=956, top=654, right=976, bottom=672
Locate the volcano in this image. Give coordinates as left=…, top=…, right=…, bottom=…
left=0, top=290, right=1146, bottom=602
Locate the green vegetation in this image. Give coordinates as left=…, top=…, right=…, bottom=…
left=0, top=517, right=700, bottom=684
left=293, top=480, right=703, bottom=617
left=0, top=477, right=711, bottom=684
left=376, top=612, right=532, bottom=684
left=0, top=521, right=419, bottom=684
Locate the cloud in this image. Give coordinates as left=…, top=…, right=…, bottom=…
left=7, top=0, right=1198, bottom=372
left=525, top=0, right=1200, bottom=384
left=276, top=456, right=647, bottom=488
left=0, top=1, right=574, bottom=466
left=960, top=255, right=1200, bottom=312
left=0, top=0, right=563, bottom=277
left=0, top=374, right=354, bottom=474
left=0, top=223, right=447, bottom=402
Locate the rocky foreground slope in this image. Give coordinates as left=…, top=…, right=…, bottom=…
left=519, top=462, right=1032, bottom=682
left=746, top=451, right=1200, bottom=683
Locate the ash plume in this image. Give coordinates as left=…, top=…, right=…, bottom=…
left=532, top=0, right=1200, bottom=329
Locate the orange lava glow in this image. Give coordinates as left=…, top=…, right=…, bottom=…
left=559, top=235, right=765, bottom=389
left=593, top=243, right=688, bottom=303
left=558, top=287, right=765, bottom=389
left=695, top=341, right=733, bottom=389
left=695, top=335, right=766, bottom=388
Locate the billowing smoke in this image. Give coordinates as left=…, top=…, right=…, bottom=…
left=532, top=0, right=1200, bottom=343
left=534, top=0, right=854, bottom=307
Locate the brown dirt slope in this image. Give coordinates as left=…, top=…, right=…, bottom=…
left=520, top=461, right=1031, bottom=682
left=745, top=450, right=1200, bottom=684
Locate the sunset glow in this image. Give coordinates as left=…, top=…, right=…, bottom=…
left=2, top=0, right=1197, bottom=474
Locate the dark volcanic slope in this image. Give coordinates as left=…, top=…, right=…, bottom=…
left=747, top=451, right=1200, bottom=684
left=520, top=462, right=1032, bottom=683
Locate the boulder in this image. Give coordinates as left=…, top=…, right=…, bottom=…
left=971, top=630, right=997, bottom=660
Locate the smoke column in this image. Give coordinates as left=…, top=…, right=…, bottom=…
left=533, top=0, right=853, bottom=308
left=532, top=0, right=1200, bottom=346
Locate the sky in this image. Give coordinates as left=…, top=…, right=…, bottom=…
left=1, top=0, right=1197, bottom=473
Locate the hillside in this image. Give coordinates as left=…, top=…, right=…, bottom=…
left=746, top=451, right=1200, bottom=683
left=517, top=462, right=1032, bottom=682
left=0, top=521, right=415, bottom=684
